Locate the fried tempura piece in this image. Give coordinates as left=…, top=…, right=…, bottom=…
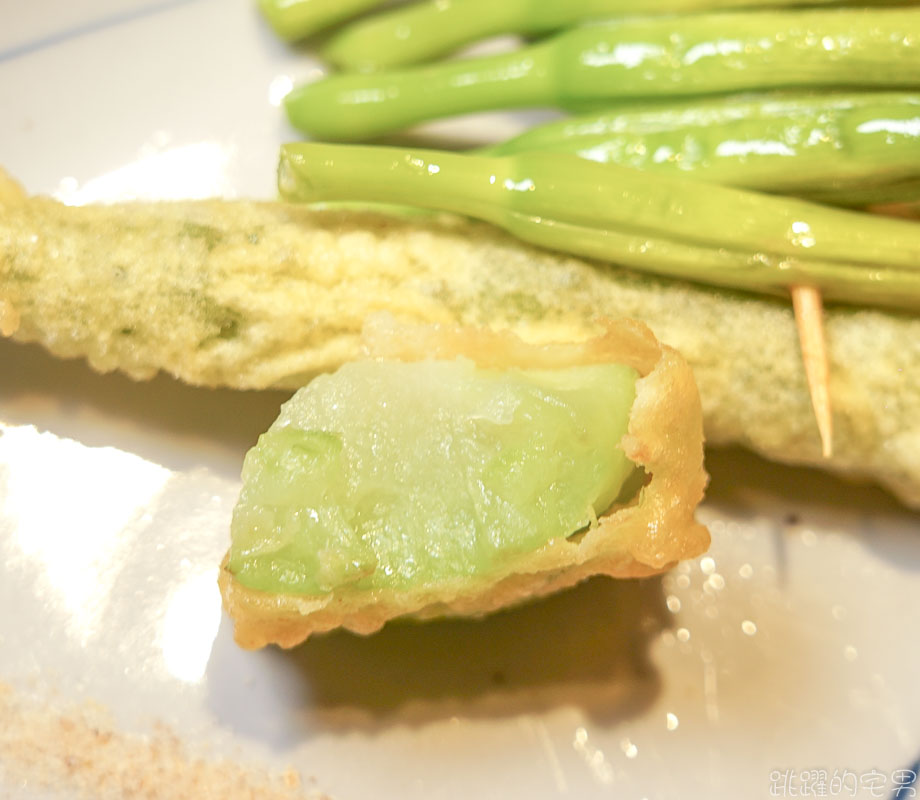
left=219, top=319, right=708, bottom=648
left=2, top=170, right=919, bottom=506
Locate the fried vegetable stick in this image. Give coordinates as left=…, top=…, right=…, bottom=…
left=1, top=170, right=919, bottom=506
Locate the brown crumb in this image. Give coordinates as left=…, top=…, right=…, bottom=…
left=0, top=683, right=329, bottom=800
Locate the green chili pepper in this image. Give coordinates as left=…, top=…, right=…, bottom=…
left=257, top=0, right=383, bottom=42
left=278, top=142, right=920, bottom=310
left=284, top=8, right=920, bottom=141
left=482, top=92, right=920, bottom=207
left=323, top=0, right=908, bottom=71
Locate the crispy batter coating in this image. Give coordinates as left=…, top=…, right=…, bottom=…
left=2, top=170, right=920, bottom=505
left=219, top=319, right=709, bottom=648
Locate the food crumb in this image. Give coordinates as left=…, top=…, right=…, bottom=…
left=0, top=683, right=329, bottom=800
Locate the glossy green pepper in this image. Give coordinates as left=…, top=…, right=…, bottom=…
left=285, top=8, right=920, bottom=141
left=483, top=92, right=920, bottom=207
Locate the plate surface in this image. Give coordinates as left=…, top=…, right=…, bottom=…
left=1, top=3, right=919, bottom=798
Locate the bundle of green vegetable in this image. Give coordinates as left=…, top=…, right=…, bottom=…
left=261, top=0, right=920, bottom=216
left=283, top=8, right=920, bottom=141
left=259, top=0, right=920, bottom=455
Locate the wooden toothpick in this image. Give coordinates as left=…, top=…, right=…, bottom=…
left=791, top=285, right=833, bottom=458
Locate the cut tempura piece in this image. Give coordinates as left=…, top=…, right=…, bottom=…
left=219, top=318, right=708, bottom=648
left=229, top=359, right=639, bottom=595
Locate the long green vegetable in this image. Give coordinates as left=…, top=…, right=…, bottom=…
left=257, top=0, right=383, bottom=42
left=285, top=8, right=920, bottom=141
left=278, top=142, right=920, bottom=310
left=482, top=92, right=920, bottom=207
left=323, top=0, right=916, bottom=71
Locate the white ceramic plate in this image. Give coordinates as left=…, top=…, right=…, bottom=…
left=2, top=3, right=919, bottom=798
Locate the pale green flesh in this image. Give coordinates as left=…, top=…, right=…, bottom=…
left=228, top=359, right=639, bottom=595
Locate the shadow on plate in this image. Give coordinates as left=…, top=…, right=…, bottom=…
left=0, top=338, right=290, bottom=472
left=704, top=446, right=907, bottom=515
left=704, top=446, right=920, bottom=572
left=207, top=575, right=668, bottom=744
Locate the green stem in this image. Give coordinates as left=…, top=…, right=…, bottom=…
left=323, top=0, right=534, bottom=72
left=285, top=43, right=555, bottom=141
left=279, top=142, right=510, bottom=219
left=279, top=142, right=920, bottom=310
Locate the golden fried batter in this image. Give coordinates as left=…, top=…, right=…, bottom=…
left=2, top=170, right=919, bottom=506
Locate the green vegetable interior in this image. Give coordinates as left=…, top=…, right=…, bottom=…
left=228, top=359, right=640, bottom=596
